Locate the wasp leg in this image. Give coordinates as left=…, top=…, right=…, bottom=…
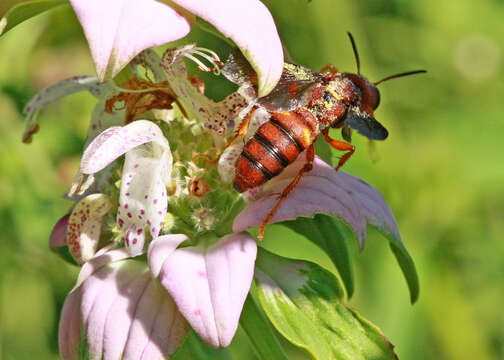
left=258, top=144, right=315, bottom=241
left=322, top=129, right=355, bottom=171
left=226, top=106, right=256, bottom=149
left=319, top=64, right=339, bottom=74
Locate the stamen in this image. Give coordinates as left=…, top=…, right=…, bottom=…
left=183, top=47, right=224, bottom=75
left=184, top=53, right=212, bottom=73
left=68, top=173, right=95, bottom=197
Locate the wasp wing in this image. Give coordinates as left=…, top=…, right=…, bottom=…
left=222, top=52, right=322, bottom=112
left=258, top=80, right=320, bottom=112
left=258, top=62, right=322, bottom=111
left=345, top=108, right=388, bottom=140
left=222, top=52, right=257, bottom=87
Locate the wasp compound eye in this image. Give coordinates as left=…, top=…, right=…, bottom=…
left=371, top=86, right=380, bottom=110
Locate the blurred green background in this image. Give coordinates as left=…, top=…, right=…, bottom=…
left=0, top=0, right=503, bottom=359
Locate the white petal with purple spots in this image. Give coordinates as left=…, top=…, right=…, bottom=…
left=161, top=46, right=250, bottom=135
left=117, top=132, right=172, bottom=256
left=81, top=120, right=169, bottom=175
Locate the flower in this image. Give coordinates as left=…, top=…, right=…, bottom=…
left=28, top=45, right=416, bottom=357
left=57, top=153, right=406, bottom=357
left=69, top=0, right=284, bottom=96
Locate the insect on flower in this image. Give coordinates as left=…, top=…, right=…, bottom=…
left=221, top=32, right=426, bottom=240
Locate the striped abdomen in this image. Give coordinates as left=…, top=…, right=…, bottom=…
left=233, top=109, right=319, bottom=192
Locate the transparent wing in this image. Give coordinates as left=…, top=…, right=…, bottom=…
left=222, top=52, right=322, bottom=111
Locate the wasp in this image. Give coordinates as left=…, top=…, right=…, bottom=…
left=220, top=33, right=425, bottom=239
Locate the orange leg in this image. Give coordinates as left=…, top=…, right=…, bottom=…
left=319, top=64, right=339, bottom=74
left=322, top=129, right=355, bottom=171
left=226, top=106, right=256, bottom=149
left=258, top=144, right=315, bottom=241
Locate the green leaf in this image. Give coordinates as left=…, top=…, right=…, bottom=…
left=387, top=238, right=419, bottom=304
left=240, top=293, right=289, bottom=360
left=172, top=331, right=232, bottom=360
left=313, top=136, right=333, bottom=165
left=0, top=0, right=68, bottom=36
left=254, top=248, right=398, bottom=360
left=282, top=214, right=354, bottom=298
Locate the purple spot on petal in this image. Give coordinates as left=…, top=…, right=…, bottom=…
left=153, top=199, right=158, bottom=204
left=193, top=309, right=201, bottom=316
left=127, top=213, right=132, bottom=218
left=132, top=238, right=137, bottom=245
left=197, top=271, right=207, bottom=278
left=134, top=164, right=139, bottom=168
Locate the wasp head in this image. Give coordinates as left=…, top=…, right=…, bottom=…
left=341, top=73, right=380, bottom=112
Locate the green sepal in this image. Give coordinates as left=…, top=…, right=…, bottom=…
left=253, top=248, right=398, bottom=360
left=0, top=0, right=68, bottom=36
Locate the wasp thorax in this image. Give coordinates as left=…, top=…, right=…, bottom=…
left=328, top=78, right=360, bottom=104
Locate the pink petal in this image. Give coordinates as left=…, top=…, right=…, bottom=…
left=59, top=288, right=82, bottom=360
left=75, top=248, right=130, bottom=289
left=50, top=214, right=69, bottom=248
left=172, top=0, right=283, bottom=96
left=60, top=258, right=189, bottom=359
left=66, top=194, right=113, bottom=263
left=81, top=120, right=170, bottom=175
left=157, top=233, right=257, bottom=347
left=70, top=0, right=191, bottom=81
left=148, top=235, right=188, bottom=277
left=233, top=156, right=401, bottom=249
left=122, top=278, right=190, bottom=359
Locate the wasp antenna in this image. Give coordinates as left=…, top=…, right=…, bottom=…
left=347, top=32, right=361, bottom=75
left=374, top=70, right=427, bottom=85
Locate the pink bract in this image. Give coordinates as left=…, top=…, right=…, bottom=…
left=234, top=156, right=401, bottom=249
left=70, top=0, right=283, bottom=96
left=148, top=233, right=257, bottom=348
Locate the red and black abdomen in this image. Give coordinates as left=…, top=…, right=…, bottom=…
left=233, top=109, right=318, bottom=192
